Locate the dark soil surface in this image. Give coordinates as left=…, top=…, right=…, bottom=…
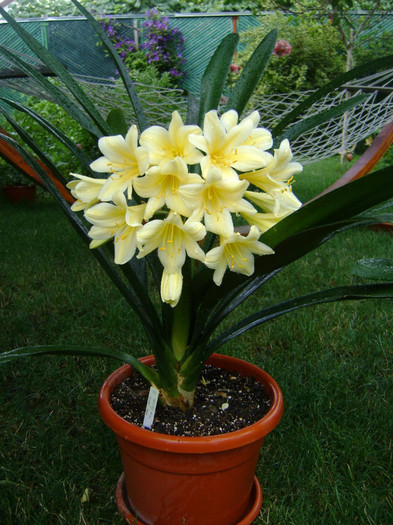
left=110, top=365, right=271, bottom=437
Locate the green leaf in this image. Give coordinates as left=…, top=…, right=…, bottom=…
left=206, top=283, right=393, bottom=353
left=186, top=92, right=200, bottom=126
left=0, top=7, right=111, bottom=136
left=226, top=29, right=277, bottom=117
left=198, top=33, right=239, bottom=126
left=260, top=166, right=393, bottom=250
left=272, top=53, right=393, bottom=137
left=274, top=93, right=369, bottom=145
left=0, top=133, right=166, bottom=355
left=352, top=258, right=393, bottom=281
left=0, top=345, right=159, bottom=386
left=106, top=108, right=129, bottom=136
left=0, top=45, right=103, bottom=137
left=69, top=0, right=148, bottom=131
left=0, top=99, right=93, bottom=176
left=189, top=166, right=393, bottom=350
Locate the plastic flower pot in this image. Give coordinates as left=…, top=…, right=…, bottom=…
left=98, top=353, right=284, bottom=525
left=2, top=185, right=36, bottom=202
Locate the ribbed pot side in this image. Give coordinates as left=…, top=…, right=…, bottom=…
left=98, top=353, right=284, bottom=525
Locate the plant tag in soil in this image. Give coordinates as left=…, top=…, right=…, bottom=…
left=143, top=386, right=159, bottom=429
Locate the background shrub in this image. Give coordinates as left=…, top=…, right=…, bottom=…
left=236, top=12, right=346, bottom=95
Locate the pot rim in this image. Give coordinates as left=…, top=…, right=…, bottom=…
left=98, top=353, right=284, bottom=453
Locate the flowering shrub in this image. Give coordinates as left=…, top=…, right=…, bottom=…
left=142, top=9, right=186, bottom=82
left=238, top=12, right=345, bottom=95
left=99, top=16, right=148, bottom=75
left=99, top=10, right=186, bottom=84
left=273, top=39, right=292, bottom=57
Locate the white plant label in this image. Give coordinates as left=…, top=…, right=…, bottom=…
left=143, top=386, right=159, bottom=429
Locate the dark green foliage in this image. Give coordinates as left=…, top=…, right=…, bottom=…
left=237, top=12, right=346, bottom=95
left=1, top=159, right=392, bottom=522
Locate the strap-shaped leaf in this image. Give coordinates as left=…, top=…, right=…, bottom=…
left=274, top=93, right=369, bottom=145
left=0, top=109, right=69, bottom=191
left=0, top=6, right=111, bottom=136
left=352, top=258, right=393, bottom=281
left=189, top=167, right=393, bottom=348
left=0, top=345, right=159, bottom=386
left=272, top=53, right=393, bottom=137
left=0, top=98, right=93, bottom=175
left=260, top=166, right=393, bottom=249
left=186, top=92, right=200, bottom=126
left=69, top=0, right=148, bottom=131
left=226, top=29, right=277, bottom=117
left=198, top=33, right=239, bottom=126
left=0, top=45, right=103, bottom=137
left=206, top=283, right=393, bottom=354
left=181, top=266, right=393, bottom=390
left=0, top=133, right=166, bottom=354
left=188, top=269, right=281, bottom=353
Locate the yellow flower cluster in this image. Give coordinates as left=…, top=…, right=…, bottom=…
left=68, top=110, right=302, bottom=306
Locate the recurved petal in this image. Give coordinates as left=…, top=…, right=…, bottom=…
left=88, top=225, right=113, bottom=241
left=140, top=125, right=170, bottom=153
left=203, top=110, right=225, bottom=149
left=84, top=201, right=125, bottom=227
left=232, top=146, right=271, bottom=172
left=188, top=133, right=208, bottom=154
left=114, top=226, right=138, bottom=265
left=89, top=156, right=114, bottom=173
left=98, top=174, right=129, bottom=201
left=205, top=208, right=234, bottom=237
left=220, top=110, right=238, bottom=131
left=97, top=135, right=128, bottom=162
left=124, top=125, right=139, bottom=150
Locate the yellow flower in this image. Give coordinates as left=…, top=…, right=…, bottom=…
left=84, top=193, right=145, bottom=265
left=90, top=126, right=149, bottom=201
left=241, top=211, right=284, bottom=234
left=245, top=185, right=302, bottom=217
left=220, top=110, right=273, bottom=149
left=67, top=174, right=106, bottom=211
left=189, top=109, right=271, bottom=180
left=137, top=212, right=206, bottom=306
left=139, top=110, right=203, bottom=166
left=240, top=139, right=303, bottom=190
left=133, top=158, right=202, bottom=220
left=178, top=166, right=256, bottom=237
left=205, top=225, right=274, bottom=286
left=242, top=189, right=301, bottom=234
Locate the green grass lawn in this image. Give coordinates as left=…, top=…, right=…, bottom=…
left=1, top=156, right=392, bottom=524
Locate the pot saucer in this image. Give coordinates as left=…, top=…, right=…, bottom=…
left=116, top=472, right=263, bottom=525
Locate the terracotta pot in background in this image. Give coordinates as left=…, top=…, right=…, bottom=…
left=98, top=353, right=284, bottom=525
left=2, top=185, right=36, bottom=202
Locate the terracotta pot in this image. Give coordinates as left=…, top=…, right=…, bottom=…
left=2, top=185, right=36, bottom=202
left=98, top=353, right=284, bottom=525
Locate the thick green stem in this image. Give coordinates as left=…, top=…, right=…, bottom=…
left=171, top=268, right=192, bottom=362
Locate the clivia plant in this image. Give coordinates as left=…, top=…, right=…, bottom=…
left=0, top=0, right=393, bottom=413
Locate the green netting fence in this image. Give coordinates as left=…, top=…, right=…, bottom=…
left=0, top=12, right=261, bottom=94
left=0, top=12, right=392, bottom=164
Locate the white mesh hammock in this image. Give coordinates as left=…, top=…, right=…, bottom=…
left=1, top=47, right=392, bottom=164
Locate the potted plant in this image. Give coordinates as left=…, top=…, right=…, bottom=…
left=0, top=160, right=37, bottom=202
left=0, top=2, right=392, bottom=523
